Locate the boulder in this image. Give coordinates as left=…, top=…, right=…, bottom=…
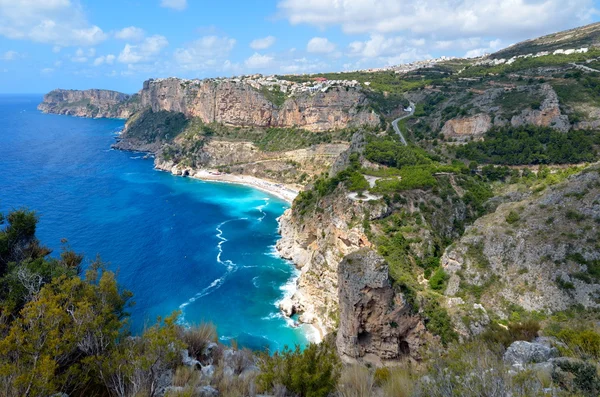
left=504, top=341, right=558, bottom=366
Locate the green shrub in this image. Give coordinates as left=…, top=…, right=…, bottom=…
left=506, top=210, right=520, bottom=224
left=423, top=299, right=458, bottom=345
left=428, top=268, right=449, bottom=291
left=257, top=342, right=341, bottom=397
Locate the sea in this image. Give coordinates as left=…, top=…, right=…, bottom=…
left=0, top=94, right=312, bottom=351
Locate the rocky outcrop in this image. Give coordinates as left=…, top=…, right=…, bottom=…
left=276, top=188, right=388, bottom=336
left=510, top=84, right=570, bottom=131
left=38, top=89, right=140, bottom=118
left=441, top=113, right=491, bottom=140
left=336, top=249, right=426, bottom=364
left=442, top=166, right=600, bottom=321
left=140, top=78, right=380, bottom=132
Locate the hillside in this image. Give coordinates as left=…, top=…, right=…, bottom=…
left=25, top=22, right=600, bottom=396
left=491, top=22, right=600, bottom=59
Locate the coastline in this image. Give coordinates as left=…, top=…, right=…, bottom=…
left=152, top=159, right=326, bottom=344
left=154, top=160, right=299, bottom=204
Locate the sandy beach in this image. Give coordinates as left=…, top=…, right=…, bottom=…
left=154, top=160, right=300, bottom=204
left=190, top=169, right=300, bottom=204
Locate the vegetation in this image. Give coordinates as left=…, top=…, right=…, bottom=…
left=125, top=109, right=189, bottom=143
left=456, top=126, right=599, bottom=165
left=257, top=342, right=341, bottom=397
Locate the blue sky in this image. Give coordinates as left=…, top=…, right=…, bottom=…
left=0, top=0, right=598, bottom=93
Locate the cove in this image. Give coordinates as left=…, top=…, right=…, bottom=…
left=0, top=94, right=311, bottom=351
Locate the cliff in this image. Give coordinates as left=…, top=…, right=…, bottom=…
left=38, top=89, right=141, bottom=119
left=139, top=78, right=380, bottom=132
left=442, top=165, right=600, bottom=335
left=336, top=249, right=427, bottom=365
left=276, top=187, right=388, bottom=336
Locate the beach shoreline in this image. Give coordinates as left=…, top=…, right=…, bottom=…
left=152, top=161, right=327, bottom=344
left=154, top=161, right=299, bottom=204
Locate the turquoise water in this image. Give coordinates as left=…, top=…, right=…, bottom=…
left=0, top=95, right=311, bottom=351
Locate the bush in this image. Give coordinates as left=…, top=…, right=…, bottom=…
left=506, top=210, right=521, bottom=224
left=257, top=342, right=341, bottom=397
left=428, top=268, right=449, bottom=291
left=181, top=323, right=218, bottom=360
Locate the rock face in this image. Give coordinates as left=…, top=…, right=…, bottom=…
left=336, top=249, right=426, bottom=364
left=442, top=166, right=600, bottom=320
left=140, top=78, right=380, bottom=132
left=441, top=113, right=491, bottom=140
left=276, top=188, right=388, bottom=335
left=503, top=341, right=558, bottom=367
left=510, top=84, right=570, bottom=132
left=38, top=89, right=140, bottom=118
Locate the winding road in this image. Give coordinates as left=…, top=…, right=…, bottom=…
left=391, top=101, right=415, bottom=146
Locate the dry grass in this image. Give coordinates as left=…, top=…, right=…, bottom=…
left=181, top=323, right=218, bottom=360
left=337, top=365, right=374, bottom=397
left=382, top=366, right=415, bottom=397
left=172, top=366, right=202, bottom=388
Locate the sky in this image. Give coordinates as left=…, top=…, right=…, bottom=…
left=0, top=0, right=598, bottom=93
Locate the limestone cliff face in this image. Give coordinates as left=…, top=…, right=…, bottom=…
left=154, top=140, right=349, bottom=185
left=38, top=89, right=140, bottom=118
left=336, top=249, right=426, bottom=364
left=441, top=113, right=491, bottom=140
left=140, top=78, right=380, bottom=132
left=442, top=166, right=600, bottom=327
left=510, top=84, right=570, bottom=132
left=276, top=188, right=388, bottom=335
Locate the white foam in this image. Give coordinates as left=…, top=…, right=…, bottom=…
left=255, top=198, right=270, bottom=222
left=178, top=218, right=246, bottom=325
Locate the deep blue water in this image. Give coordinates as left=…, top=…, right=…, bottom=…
left=0, top=95, right=311, bottom=351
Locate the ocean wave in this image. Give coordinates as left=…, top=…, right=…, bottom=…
left=178, top=218, right=246, bottom=325
left=255, top=198, right=269, bottom=222
left=252, top=276, right=260, bottom=288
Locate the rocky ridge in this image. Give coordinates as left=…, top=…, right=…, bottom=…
left=442, top=166, right=600, bottom=331
left=38, top=89, right=140, bottom=118
left=140, top=77, right=380, bottom=132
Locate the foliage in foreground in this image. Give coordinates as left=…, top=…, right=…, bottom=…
left=257, top=341, right=341, bottom=397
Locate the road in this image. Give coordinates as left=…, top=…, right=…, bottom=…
left=391, top=101, right=415, bottom=146
left=570, top=62, right=600, bottom=73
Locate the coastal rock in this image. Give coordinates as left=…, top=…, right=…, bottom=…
left=336, top=249, right=426, bottom=363
left=140, top=78, right=380, bottom=132
left=276, top=187, right=388, bottom=336
left=38, top=89, right=141, bottom=119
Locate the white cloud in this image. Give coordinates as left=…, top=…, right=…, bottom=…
left=464, top=39, right=503, bottom=58
left=52, top=45, right=62, bottom=53
left=71, top=47, right=95, bottom=62
left=245, top=53, right=274, bottom=69
left=0, top=0, right=107, bottom=46
left=118, top=35, right=168, bottom=64
left=93, top=54, right=116, bottom=66
left=160, top=0, right=187, bottom=11
left=174, top=35, right=236, bottom=70
left=41, top=67, right=54, bottom=74
left=115, top=26, right=145, bottom=41
left=348, top=34, right=404, bottom=58
left=346, top=34, right=431, bottom=67
left=278, top=0, right=595, bottom=40
left=1, top=50, right=19, bottom=61
left=307, top=37, right=336, bottom=53
left=250, top=36, right=276, bottom=50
